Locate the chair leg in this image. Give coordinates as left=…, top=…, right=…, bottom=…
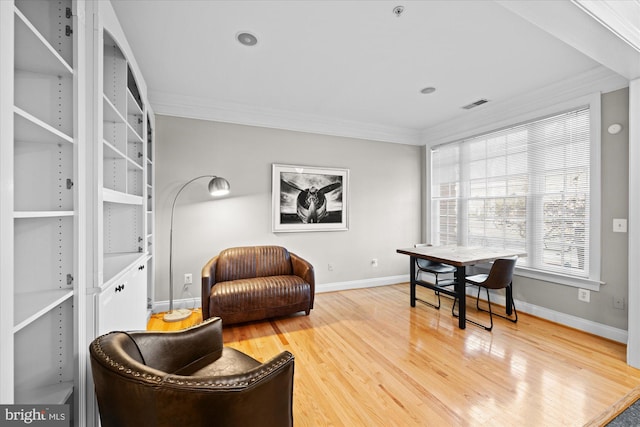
left=501, top=284, right=518, bottom=324
left=485, top=288, right=494, bottom=331
left=452, top=288, right=493, bottom=331
left=476, top=284, right=518, bottom=325
left=415, top=290, right=441, bottom=310
left=415, top=271, right=442, bottom=310
left=475, top=285, right=494, bottom=330
left=452, top=284, right=473, bottom=317
left=470, top=287, right=494, bottom=331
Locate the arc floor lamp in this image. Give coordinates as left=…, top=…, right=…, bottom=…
left=164, top=175, right=230, bottom=322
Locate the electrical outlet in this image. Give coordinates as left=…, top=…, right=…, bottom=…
left=578, top=288, right=590, bottom=303
left=613, top=218, right=627, bottom=233
left=184, top=273, right=192, bottom=285
left=614, top=296, right=625, bottom=310
left=371, top=258, right=378, bottom=267
left=182, top=283, right=194, bottom=298
left=327, top=264, right=334, bottom=271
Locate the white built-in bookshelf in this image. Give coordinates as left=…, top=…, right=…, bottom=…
left=0, top=0, right=82, bottom=410
left=0, top=1, right=153, bottom=423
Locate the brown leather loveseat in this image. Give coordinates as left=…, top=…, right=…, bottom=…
left=202, top=245, right=315, bottom=324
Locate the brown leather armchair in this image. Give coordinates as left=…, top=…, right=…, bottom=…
left=202, top=245, right=315, bottom=324
left=89, top=317, right=294, bottom=427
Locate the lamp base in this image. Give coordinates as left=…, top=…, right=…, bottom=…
left=163, top=308, right=192, bottom=322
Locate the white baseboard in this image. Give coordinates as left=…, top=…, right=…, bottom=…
left=151, top=276, right=627, bottom=343
left=151, top=276, right=409, bottom=313
left=316, top=275, right=410, bottom=293
left=153, top=297, right=201, bottom=314
left=480, top=289, right=628, bottom=343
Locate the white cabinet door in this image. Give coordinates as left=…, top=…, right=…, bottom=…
left=97, top=261, right=147, bottom=335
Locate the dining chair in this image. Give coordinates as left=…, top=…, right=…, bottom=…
left=453, top=256, right=518, bottom=331
left=414, top=243, right=456, bottom=309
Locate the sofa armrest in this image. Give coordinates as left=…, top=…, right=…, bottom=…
left=201, top=256, right=219, bottom=320
left=290, top=252, right=315, bottom=308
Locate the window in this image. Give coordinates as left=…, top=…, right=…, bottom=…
left=430, top=107, right=594, bottom=280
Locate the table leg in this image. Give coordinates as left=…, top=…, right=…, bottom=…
left=455, top=266, right=466, bottom=329
left=410, top=256, right=416, bottom=307
left=506, top=281, right=513, bottom=315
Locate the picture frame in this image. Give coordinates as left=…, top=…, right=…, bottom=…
left=272, top=164, right=349, bottom=232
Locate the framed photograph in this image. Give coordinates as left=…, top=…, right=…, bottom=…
left=272, top=164, right=349, bottom=232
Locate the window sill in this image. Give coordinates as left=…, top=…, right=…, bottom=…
left=514, top=266, right=603, bottom=291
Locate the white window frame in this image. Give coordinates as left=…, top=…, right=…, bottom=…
left=425, top=93, right=602, bottom=291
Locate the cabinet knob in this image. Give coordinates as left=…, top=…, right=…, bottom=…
left=138, top=265, right=145, bottom=270
left=116, top=284, right=125, bottom=292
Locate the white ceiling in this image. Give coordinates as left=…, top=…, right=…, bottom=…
left=110, top=0, right=630, bottom=144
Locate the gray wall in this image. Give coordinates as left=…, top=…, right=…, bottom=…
left=513, top=88, right=630, bottom=330
left=154, top=116, right=422, bottom=303
left=154, top=88, right=629, bottom=331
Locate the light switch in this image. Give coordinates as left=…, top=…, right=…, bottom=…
left=613, top=218, right=627, bottom=233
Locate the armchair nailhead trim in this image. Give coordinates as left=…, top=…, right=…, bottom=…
left=91, top=334, right=163, bottom=382
left=164, top=354, right=294, bottom=389
left=92, top=332, right=294, bottom=389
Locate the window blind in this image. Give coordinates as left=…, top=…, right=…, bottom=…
left=431, top=107, right=591, bottom=278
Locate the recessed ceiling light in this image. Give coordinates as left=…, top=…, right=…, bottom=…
left=237, top=32, right=258, bottom=46
left=420, top=87, right=436, bottom=94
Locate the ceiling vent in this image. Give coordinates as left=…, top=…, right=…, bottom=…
left=462, top=99, right=489, bottom=110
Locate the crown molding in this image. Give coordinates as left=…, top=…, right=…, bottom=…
left=149, top=66, right=626, bottom=148
left=420, top=66, right=628, bottom=146
left=497, top=0, right=640, bottom=80
left=149, top=90, right=423, bottom=145
left=572, top=0, right=640, bottom=53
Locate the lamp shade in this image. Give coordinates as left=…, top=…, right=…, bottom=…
left=208, top=176, right=230, bottom=196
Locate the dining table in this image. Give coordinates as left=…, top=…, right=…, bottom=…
left=396, top=245, right=526, bottom=329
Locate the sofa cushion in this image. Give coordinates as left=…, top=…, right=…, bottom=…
left=216, top=246, right=293, bottom=283
left=210, top=276, right=310, bottom=324
left=173, top=348, right=261, bottom=377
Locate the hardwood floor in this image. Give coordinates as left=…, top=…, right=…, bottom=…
left=147, top=307, right=203, bottom=331
left=151, top=284, right=640, bottom=426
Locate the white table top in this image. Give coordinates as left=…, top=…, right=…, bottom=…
left=397, top=245, right=526, bottom=267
